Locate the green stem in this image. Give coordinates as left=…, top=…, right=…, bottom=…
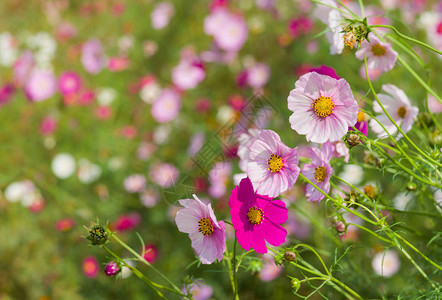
left=370, top=25, right=442, bottom=55
left=232, top=234, right=239, bottom=300
left=111, top=234, right=183, bottom=295
left=293, top=244, right=331, bottom=276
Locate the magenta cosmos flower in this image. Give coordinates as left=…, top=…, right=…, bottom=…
left=58, top=71, right=82, bottom=96
left=229, top=177, right=288, bottom=254
left=175, top=194, right=226, bottom=264
left=247, top=129, right=300, bottom=198
left=287, top=72, right=358, bottom=143
left=355, top=33, right=398, bottom=72
left=302, top=144, right=333, bottom=202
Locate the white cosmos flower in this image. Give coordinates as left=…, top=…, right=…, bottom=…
left=372, top=250, right=400, bottom=277
left=51, top=153, right=76, bottom=179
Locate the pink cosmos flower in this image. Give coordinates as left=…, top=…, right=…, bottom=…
left=82, top=39, right=105, bottom=74
left=302, top=144, right=333, bottom=202
left=428, top=94, right=442, bottom=113
left=151, top=88, right=181, bottom=123
left=259, top=253, right=282, bottom=282
left=108, top=56, right=129, bottom=72
left=369, top=84, right=418, bottom=139
left=204, top=9, right=248, bottom=52
left=142, top=244, right=159, bottom=263
left=13, top=51, right=34, bottom=87
left=25, top=70, right=57, bottom=102
left=359, top=64, right=383, bottom=81
left=237, top=128, right=262, bottom=172
left=355, top=33, right=398, bottom=72
left=95, top=105, right=112, bottom=120
left=229, top=177, right=288, bottom=254
left=172, top=59, right=205, bottom=90
left=140, top=187, right=159, bottom=208
left=55, top=218, right=75, bottom=232
left=151, top=2, right=175, bottom=29
left=113, top=212, right=141, bottom=232
left=56, top=22, right=77, bottom=42
left=246, top=63, right=270, bottom=89
left=0, top=83, right=15, bottom=106
left=58, top=71, right=82, bottom=96
left=247, top=130, right=300, bottom=198
left=149, top=163, right=179, bottom=188
left=185, top=281, right=213, bottom=300
left=287, top=72, right=358, bottom=143
left=124, top=174, right=146, bottom=193
left=208, top=162, right=231, bottom=199
left=83, top=256, right=99, bottom=278
left=40, top=116, right=57, bottom=135
left=175, top=194, right=226, bottom=264
left=349, top=111, right=368, bottom=136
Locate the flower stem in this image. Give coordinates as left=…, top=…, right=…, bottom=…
left=370, top=25, right=442, bottom=55
left=233, top=233, right=239, bottom=300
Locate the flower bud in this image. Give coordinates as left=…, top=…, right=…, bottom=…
left=104, top=261, right=120, bottom=276
left=284, top=251, right=296, bottom=262
left=346, top=132, right=360, bottom=148
left=291, top=278, right=301, bottom=292
left=335, top=221, right=346, bottom=233
left=86, top=224, right=109, bottom=246
left=406, top=182, right=417, bottom=191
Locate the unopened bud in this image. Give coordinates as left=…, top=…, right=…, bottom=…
left=291, top=278, right=301, bottom=292
left=346, top=132, right=361, bottom=147
left=86, top=224, right=108, bottom=246
left=104, top=261, right=120, bottom=276
left=335, top=221, right=346, bottom=233
left=406, top=182, right=417, bottom=191
left=284, top=251, right=296, bottom=262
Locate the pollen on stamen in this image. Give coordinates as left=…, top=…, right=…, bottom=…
left=313, top=95, right=335, bottom=118
left=314, top=166, right=327, bottom=183
left=198, top=217, right=214, bottom=236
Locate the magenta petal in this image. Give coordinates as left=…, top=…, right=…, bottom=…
left=264, top=200, right=288, bottom=224
left=236, top=228, right=252, bottom=251
left=260, top=221, right=287, bottom=247
left=251, top=227, right=267, bottom=254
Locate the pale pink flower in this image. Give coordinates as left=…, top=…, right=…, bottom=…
left=151, top=2, right=175, bottom=29
left=369, top=84, right=418, bottom=139
left=184, top=281, right=213, bottom=300
left=25, top=70, right=57, bottom=102
left=149, top=163, right=179, bottom=188
left=287, top=72, right=358, bottom=143
left=124, top=174, right=146, bottom=193
left=259, top=253, right=282, bottom=282
left=13, top=51, right=34, bottom=87
left=82, top=39, right=105, bottom=74
left=140, top=187, right=159, bottom=208
left=204, top=9, right=248, bottom=52
left=355, top=33, right=397, bottom=72
left=428, top=94, right=442, bottom=113
left=247, top=130, right=300, bottom=198
left=302, top=145, right=333, bottom=202
left=359, top=64, right=383, bottom=81
left=172, top=59, right=205, bottom=90
left=137, top=142, right=157, bottom=160
left=246, top=63, right=270, bottom=89
left=237, top=128, right=262, bottom=172
left=372, top=250, right=400, bottom=277
left=175, top=194, right=226, bottom=264
left=151, top=88, right=181, bottom=123
left=208, top=162, right=231, bottom=199
left=40, top=116, right=57, bottom=135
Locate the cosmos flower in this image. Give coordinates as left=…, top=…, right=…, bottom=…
left=372, top=250, right=400, bottom=277
left=124, top=174, right=146, bottom=193
left=172, top=58, right=205, bottom=90
left=25, top=70, right=57, bottom=102
left=229, top=177, right=288, bottom=254
left=151, top=88, right=181, bottom=123
left=355, top=33, right=398, bottom=72
left=302, top=145, right=333, bottom=202
left=149, top=163, right=179, bottom=188
left=83, top=256, right=99, bottom=278
left=82, top=39, right=105, bottom=74
left=287, top=72, right=358, bottom=143
left=58, top=71, right=82, bottom=96
left=208, top=162, right=231, bottom=199
left=175, top=194, right=226, bottom=264
left=247, top=130, right=300, bottom=198
left=237, top=128, right=262, bottom=172
left=151, top=2, right=175, bottom=29
left=369, top=84, right=418, bottom=139
left=183, top=281, right=213, bottom=300
left=51, top=153, right=76, bottom=179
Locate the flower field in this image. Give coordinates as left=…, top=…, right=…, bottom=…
left=1, top=0, right=441, bottom=299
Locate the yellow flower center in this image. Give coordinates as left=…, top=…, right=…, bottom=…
left=198, top=218, right=214, bottom=236
left=247, top=207, right=264, bottom=225
left=314, top=166, right=327, bottom=183
left=397, top=106, right=407, bottom=118
left=313, top=95, right=334, bottom=118
left=371, top=44, right=386, bottom=56
left=267, top=154, right=283, bottom=173
left=357, top=111, right=365, bottom=122
left=343, top=31, right=357, bottom=49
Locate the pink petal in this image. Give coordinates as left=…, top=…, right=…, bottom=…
left=251, top=227, right=267, bottom=254
left=260, top=221, right=287, bottom=246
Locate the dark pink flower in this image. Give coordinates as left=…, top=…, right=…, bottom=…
left=58, top=71, right=82, bottom=96
left=228, top=177, right=288, bottom=254
left=114, top=212, right=141, bottom=232
left=308, top=65, right=340, bottom=80
left=104, top=261, right=120, bottom=276
left=40, top=116, right=57, bottom=136
left=0, top=83, right=15, bottom=106
left=83, top=256, right=99, bottom=278
left=55, top=218, right=75, bottom=232
left=142, top=244, right=159, bottom=263
left=108, top=56, right=129, bottom=72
